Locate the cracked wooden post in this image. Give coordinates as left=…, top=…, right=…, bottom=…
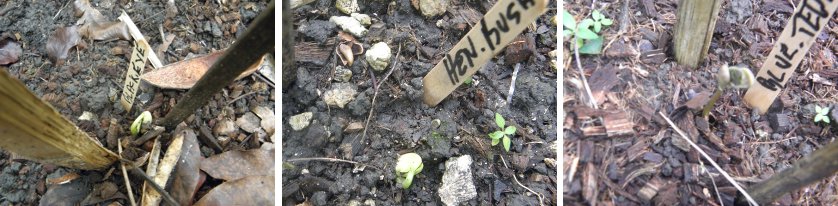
left=672, top=0, right=722, bottom=67
left=735, top=139, right=838, bottom=205
left=0, top=67, right=118, bottom=170
left=159, top=0, right=274, bottom=128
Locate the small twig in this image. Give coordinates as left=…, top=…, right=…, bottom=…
left=53, top=1, right=70, bottom=19
left=511, top=168, right=545, bottom=206
left=118, top=143, right=138, bottom=206
left=702, top=161, right=725, bottom=206
left=226, top=91, right=257, bottom=105
left=359, top=44, right=402, bottom=146
left=286, top=157, right=380, bottom=170
left=507, top=63, right=521, bottom=104
left=573, top=37, right=598, bottom=109
left=131, top=127, right=165, bottom=146
left=117, top=156, right=179, bottom=206
left=659, top=111, right=758, bottom=206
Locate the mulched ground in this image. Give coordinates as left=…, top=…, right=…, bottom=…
left=563, top=0, right=838, bottom=205
left=282, top=0, right=558, bottom=205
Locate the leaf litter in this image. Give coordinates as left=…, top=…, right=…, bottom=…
left=46, top=0, right=131, bottom=65
left=0, top=34, right=22, bottom=65
left=140, top=51, right=264, bottom=89
left=200, top=148, right=274, bottom=181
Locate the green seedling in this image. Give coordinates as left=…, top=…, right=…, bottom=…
left=488, top=113, right=516, bottom=152
left=395, top=153, right=423, bottom=189
left=130, top=111, right=153, bottom=136
left=463, top=76, right=473, bottom=85
left=562, top=9, right=612, bottom=54
left=702, top=64, right=755, bottom=117
left=815, top=105, right=831, bottom=124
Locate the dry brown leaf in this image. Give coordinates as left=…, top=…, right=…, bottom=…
left=140, top=51, right=263, bottom=89
left=80, top=21, right=131, bottom=41
left=80, top=181, right=126, bottom=205
left=0, top=36, right=21, bottom=65
left=39, top=174, right=94, bottom=206
left=141, top=130, right=184, bottom=206
left=338, top=43, right=354, bottom=65
left=47, top=172, right=81, bottom=185
left=193, top=175, right=274, bottom=206
left=73, top=0, right=130, bottom=41
left=45, top=26, right=84, bottom=65
left=200, top=149, right=274, bottom=181
left=169, top=129, right=206, bottom=206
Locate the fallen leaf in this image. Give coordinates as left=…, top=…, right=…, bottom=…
left=812, top=73, right=834, bottom=86
left=140, top=51, right=263, bottom=89
left=80, top=181, right=126, bottom=205
left=200, top=149, right=274, bottom=181
left=193, top=175, right=274, bottom=206
left=40, top=174, right=94, bottom=206
left=73, top=0, right=131, bottom=41
left=169, top=129, right=206, bottom=206
left=73, top=0, right=107, bottom=25
left=684, top=91, right=713, bottom=110
left=0, top=36, right=22, bottom=65
left=45, top=26, right=84, bottom=65
left=46, top=172, right=80, bottom=185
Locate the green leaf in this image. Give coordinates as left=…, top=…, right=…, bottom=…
left=562, top=10, right=576, bottom=29
left=816, top=106, right=829, bottom=115
left=492, top=138, right=500, bottom=146
left=489, top=131, right=504, bottom=140
left=594, top=23, right=602, bottom=33
left=502, top=136, right=511, bottom=152
left=579, top=19, right=594, bottom=29
left=825, top=117, right=831, bottom=123
left=494, top=113, right=505, bottom=128
left=601, top=18, right=613, bottom=26
left=504, top=126, right=517, bottom=135
left=578, top=37, right=604, bottom=54
left=592, top=10, right=602, bottom=20
left=815, top=115, right=824, bottom=123
left=576, top=27, right=598, bottom=39
left=563, top=29, right=574, bottom=38
left=576, top=38, right=585, bottom=49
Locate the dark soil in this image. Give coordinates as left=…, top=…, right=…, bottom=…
left=564, top=0, right=838, bottom=205
left=0, top=0, right=273, bottom=205
left=282, top=0, right=558, bottom=205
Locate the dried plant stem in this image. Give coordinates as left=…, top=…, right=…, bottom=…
left=659, top=111, right=758, bottom=206
left=359, top=44, right=402, bottom=147
left=286, top=157, right=380, bottom=170
left=572, top=37, right=598, bottom=109
left=118, top=143, right=138, bottom=206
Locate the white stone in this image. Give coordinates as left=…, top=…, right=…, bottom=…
left=323, top=83, right=357, bottom=108
left=330, top=16, right=367, bottom=37
left=213, top=119, right=238, bottom=136
left=351, top=13, right=371, bottom=26
left=335, top=0, right=359, bottom=14
left=365, top=42, right=391, bottom=72
left=289, top=112, right=313, bottom=131
left=438, top=155, right=476, bottom=206
left=236, top=112, right=262, bottom=133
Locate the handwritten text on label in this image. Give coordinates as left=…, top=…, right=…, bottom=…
left=744, top=0, right=838, bottom=113
left=120, top=39, right=150, bottom=112
left=424, top=0, right=546, bottom=106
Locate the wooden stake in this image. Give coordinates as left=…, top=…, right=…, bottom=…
left=743, top=0, right=838, bottom=114
left=0, top=67, right=117, bottom=170
left=672, top=0, right=722, bottom=68
left=421, top=0, right=547, bottom=106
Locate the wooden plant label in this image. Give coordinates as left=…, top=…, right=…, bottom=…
left=120, top=39, right=151, bottom=112
left=744, top=0, right=838, bottom=114
left=422, top=0, right=547, bottom=106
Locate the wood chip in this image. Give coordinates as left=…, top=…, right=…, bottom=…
left=604, top=112, right=634, bottom=137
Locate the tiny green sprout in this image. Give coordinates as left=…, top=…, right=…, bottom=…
left=562, top=9, right=612, bottom=54
left=489, top=113, right=516, bottom=152
left=130, top=111, right=153, bottom=136
left=395, top=153, right=423, bottom=189
left=702, top=64, right=755, bottom=117
left=815, top=105, right=831, bottom=124
left=463, top=76, right=473, bottom=85
left=590, top=10, right=613, bottom=33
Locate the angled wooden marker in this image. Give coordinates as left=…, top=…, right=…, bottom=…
left=422, top=0, right=548, bottom=106
left=744, top=0, right=838, bottom=114
left=120, top=38, right=151, bottom=112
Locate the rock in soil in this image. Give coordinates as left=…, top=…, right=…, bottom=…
left=334, top=66, right=353, bottom=82
left=214, top=119, right=238, bottom=136
left=365, top=42, right=391, bottom=72
left=438, top=155, right=477, bottom=206
left=236, top=112, right=262, bottom=133
left=413, top=0, right=449, bottom=18
left=323, top=83, right=358, bottom=108
left=335, top=0, right=359, bottom=14
left=330, top=16, right=367, bottom=37
left=289, top=112, right=314, bottom=131
left=297, top=20, right=336, bottom=44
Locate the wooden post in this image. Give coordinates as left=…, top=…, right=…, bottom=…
left=159, top=0, right=274, bottom=128
left=672, top=0, right=722, bottom=67
left=735, top=138, right=838, bottom=205
left=0, top=67, right=118, bottom=170
left=282, top=0, right=295, bottom=90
